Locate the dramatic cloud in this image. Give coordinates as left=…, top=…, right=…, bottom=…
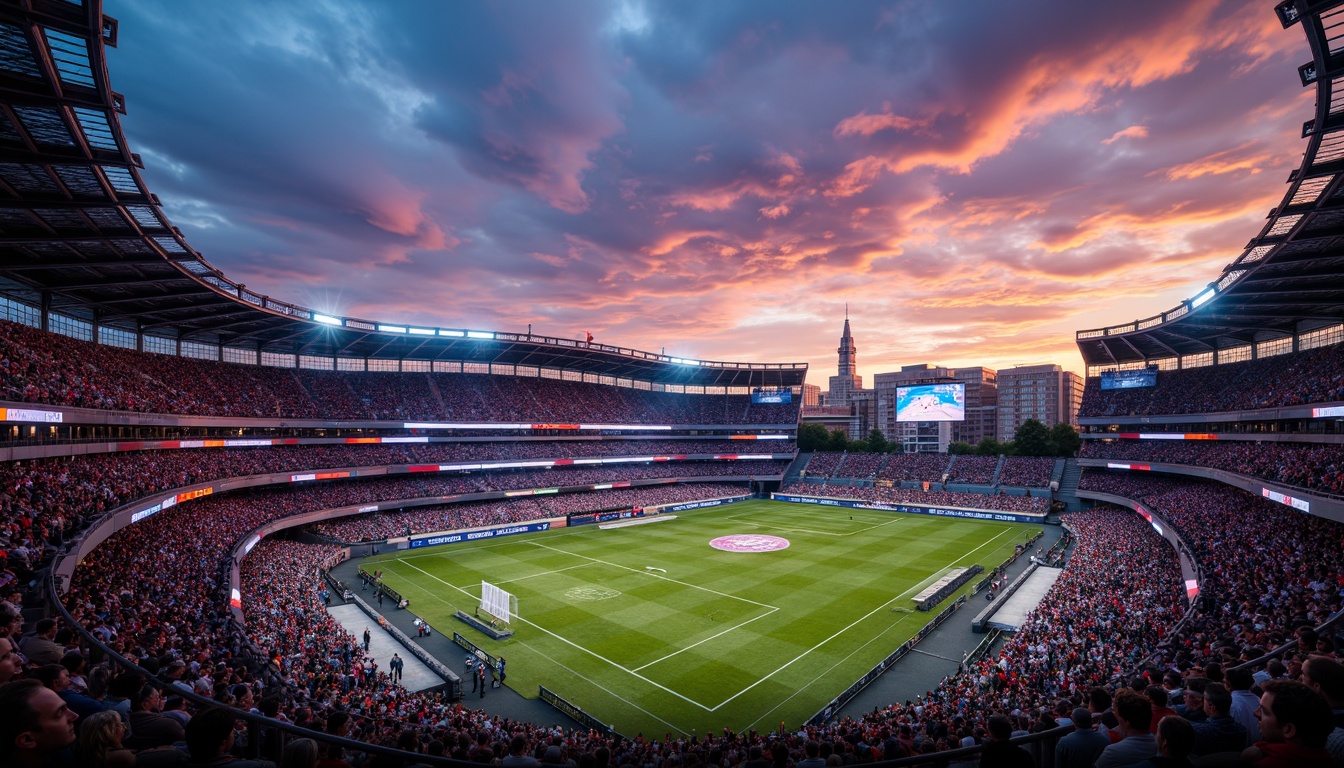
left=109, top=0, right=1309, bottom=381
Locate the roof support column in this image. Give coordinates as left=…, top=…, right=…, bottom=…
left=39, top=291, right=50, bottom=332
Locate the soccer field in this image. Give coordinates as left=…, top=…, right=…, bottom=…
left=364, top=500, right=1038, bottom=736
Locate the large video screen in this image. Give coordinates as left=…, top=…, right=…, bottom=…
left=751, top=388, right=792, bottom=404
left=1100, top=369, right=1157, bottom=390
left=896, top=383, right=965, bottom=422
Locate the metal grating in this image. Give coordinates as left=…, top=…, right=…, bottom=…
left=12, top=107, right=75, bottom=146
left=152, top=235, right=186, bottom=254
left=0, top=162, right=59, bottom=193
left=1324, top=6, right=1344, bottom=57
left=0, top=112, right=21, bottom=143
left=41, top=27, right=94, bottom=89
left=98, top=165, right=137, bottom=193
left=32, top=207, right=91, bottom=231
left=1314, top=128, right=1344, bottom=164
left=1236, top=244, right=1275, bottom=265
left=125, top=205, right=160, bottom=228
left=0, top=23, right=39, bottom=79
left=81, top=207, right=128, bottom=229
left=53, top=165, right=106, bottom=197
left=72, top=107, right=118, bottom=151
left=1266, top=213, right=1303, bottom=236
left=1289, top=175, right=1332, bottom=205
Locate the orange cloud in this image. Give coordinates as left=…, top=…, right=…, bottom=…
left=1103, top=125, right=1148, bottom=144
left=1163, top=142, right=1269, bottom=180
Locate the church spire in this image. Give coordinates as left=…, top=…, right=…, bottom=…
left=838, top=307, right=856, bottom=377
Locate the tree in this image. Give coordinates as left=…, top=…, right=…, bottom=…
left=865, top=429, right=888, bottom=453
left=948, top=441, right=974, bottom=455
left=826, top=428, right=850, bottom=452
left=974, top=437, right=1005, bottom=456
left=797, top=423, right=830, bottom=452
left=1048, top=422, right=1082, bottom=457
left=1011, top=419, right=1052, bottom=457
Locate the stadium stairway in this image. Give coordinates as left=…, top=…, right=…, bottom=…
left=989, top=454, right=1006, bottom=485
left=424, top=374, right=449, bottom=414
left=783, top=452, right=812, bottom=486
left=1057, top=459, right=1082, bottom=496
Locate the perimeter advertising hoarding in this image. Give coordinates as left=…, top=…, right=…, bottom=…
left=409, top=521, right=551, bottom=549
left=895, top=383, right=965, bottom=422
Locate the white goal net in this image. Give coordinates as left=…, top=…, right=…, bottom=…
left=479, top=581, right=517, bottom=625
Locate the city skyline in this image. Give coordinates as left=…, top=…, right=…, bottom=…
left=106, top=0, right=1305, bottom=377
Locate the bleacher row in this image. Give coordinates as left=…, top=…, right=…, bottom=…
left=0, top=319, right=798, bottom=424
left=1080, top=440, right=1344, bottom=496
left=1079, top=341, right=1344, bottom=418
left=801, top=451, right=1056, bottom=487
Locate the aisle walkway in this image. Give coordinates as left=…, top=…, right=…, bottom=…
left=326, top=603, right=443, bottom=692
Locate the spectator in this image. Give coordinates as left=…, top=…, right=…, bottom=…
left=1192, top=683, right=1246, bottom=757
left=19, top=619, right=63, bottom=666
left=978, top=714, right=1032, bottom=768
left=1299, top=657, right=1344, bottom=767
left=0, top=678, right=79, bottom=768
left=1131, top=716, right=1196, bottom=768
left=1244, top=679, right=1334, bottom=768
left=75, top=709, right=135, bottom=768
left=184, top=707, right=275, bottom=768
left=1095, top=689, right=1157, bottom=768
left=1055, top=707, right=1109, bottom=768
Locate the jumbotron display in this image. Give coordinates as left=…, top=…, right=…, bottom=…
left=895, top=383, right=965, bottom=422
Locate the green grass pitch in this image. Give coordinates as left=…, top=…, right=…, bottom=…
left=364, top=499, right=1039, bottom=737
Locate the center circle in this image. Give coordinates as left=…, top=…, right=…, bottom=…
left=566, top=586, right=621, bottom=601
left=710, top=534, right=791, bottom=553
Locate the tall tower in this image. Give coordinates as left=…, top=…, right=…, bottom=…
left=827, top=306, right=863, bottom=407
left=838, top=308, right=857, bottom=377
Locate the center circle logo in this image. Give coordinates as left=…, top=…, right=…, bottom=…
left=565, top=586, right=620, bottom=601
left=710, top=534, right=790, bottom=553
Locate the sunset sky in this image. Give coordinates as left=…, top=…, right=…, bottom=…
left=108, top=0, right=1310, bottom=381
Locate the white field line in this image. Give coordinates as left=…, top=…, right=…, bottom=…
left=722, top=509, right=902, bottom=537
left=631, top=605, right=779, bottom=672
left=525, top=541, right=777, bottom=610
left=703, top=525, right=1017, bottom=712
left=492, top=561, right=598, bottom=586
left=388, top=559, right=717, bottom=711
left=518, top=639, right=692, bottom=736
left=379, top=507, right=1018, bottom=727
left=744, top=601, right=923, bottom=732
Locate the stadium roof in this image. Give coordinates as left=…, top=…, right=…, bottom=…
left=1076, top=1, right=1344, bottom=368
left=0, top=0, right=807, bottom=389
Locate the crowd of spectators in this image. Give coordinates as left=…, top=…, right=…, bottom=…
left=998, top=457, right=1057, bottom=488
left=3, top=454, right=1338, bottom=768
left=1076, top=471, right=1344, bottom=660
left=303, top=483, right=750, bottom=542
left=779, top=482, right=1048, bottom=513
left=1081, top=439, right=1344, bottom=495
left=804, top=453, right=1056, bottom=488
left=0, top=443, right=789, bottom=584
left=833, top=452, right=888, bottom=480
left=0, top=320, right=801, bottom=424
left=1079, top=342, right=1344, bottom=418
left=947, top=456, right=999, bottom=484
left=878, top=453, right=953, bottom=483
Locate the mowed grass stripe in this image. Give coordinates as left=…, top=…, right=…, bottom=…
left=365, top=500, right=1038, bottom=735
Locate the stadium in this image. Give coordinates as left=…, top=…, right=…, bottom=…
left=0, top=1, right=1342, bottom=767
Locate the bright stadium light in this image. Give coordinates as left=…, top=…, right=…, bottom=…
left=312, top=313, right=341, bottom=326
left=1191, top=288, right=1216, bottom=308
left=439, top=329, right=465, bottom=337
left=378, top=324, right=407, bottom=333
left=408, top=327, right=435, bottom=335
left=467, top=330, right=493, bottom=339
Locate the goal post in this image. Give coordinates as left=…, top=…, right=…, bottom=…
left=479, top=581, right=517, bottom=626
